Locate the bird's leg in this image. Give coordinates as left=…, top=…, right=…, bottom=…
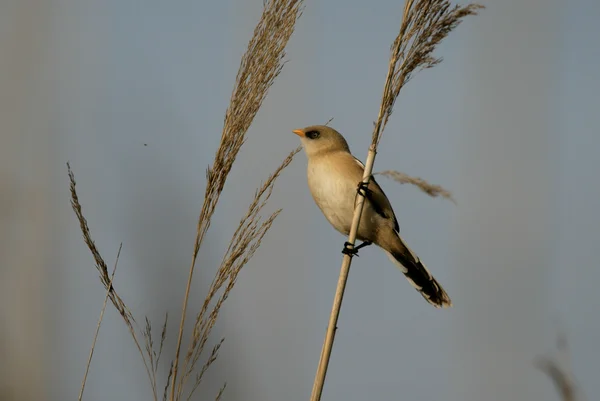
left=342, top=181, right=373, bottom=257
left=354, top=240, right=372, bottom=251
left=341, top=240, right=372, bottom=257
left=342, top=180, right=375, bottom=258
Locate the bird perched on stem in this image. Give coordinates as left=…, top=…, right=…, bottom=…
left=293, top=125, right=452, bottom=308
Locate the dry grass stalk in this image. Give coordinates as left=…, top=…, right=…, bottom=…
left=186, top=339, right=224, bottom=401
left=310, top=1, right=482, bottom=400
left=169, top=1, right=303, bottom=399
left=162, top=363, right=174, bottom=401
left=215, top=383, right=227, bottom=401
left=376, top=170, right=455, bottom=203
left=535, top=336, right=578, bottom=401
left=69, top=141, right=299, bottom=401
left=144, top=314, right=170, bottom=398
left=78, top=243, right=122, bottom=401
left=176, top=147, right=301, bottom=400
left=536, top=357, right=576, bottom=401
left=68, top=164, right=133, bottom=321
left=70, top=0, right=302, bottom=399
left=68, top=164, right=169, bottom=401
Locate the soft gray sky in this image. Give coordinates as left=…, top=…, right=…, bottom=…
left=1, top=0, right=599, bottom=401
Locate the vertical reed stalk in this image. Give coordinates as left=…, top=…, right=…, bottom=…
left=309, top=1, right=482, bottom=399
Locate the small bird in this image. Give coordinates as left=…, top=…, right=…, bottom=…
left=293, top=125, right=452, bottom=308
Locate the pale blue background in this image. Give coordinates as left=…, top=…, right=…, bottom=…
left=1, top=0, right=598, bottom=400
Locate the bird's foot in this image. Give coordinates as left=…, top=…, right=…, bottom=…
left=356, top=181, right=373, bottom=199
left=342, top=242, right=357, bottom=256
left=341, top=241, right=372, bottom=257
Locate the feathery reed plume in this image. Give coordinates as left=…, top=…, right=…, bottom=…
left=374, top=0, right=484, bottom=146
left=144, top=313, right=170, bottom=398
left=170, top=1, right=303, bottom=399
left=70, top=0, right=302, bottom=399
left=310, top=1, right=482, bottom=400
left=68, top=164, right=132, bottom=320
left=376, top=170, right=455, bottom=203
left=176, top=147, right=301, bottom=400
left=68, top=164, right=163, bottom=401
left=78, top=244, right=122, bottom=401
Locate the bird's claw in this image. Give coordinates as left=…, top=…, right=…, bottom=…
left=342, top=242, right=357, bottom=256
left=357, top=181, right=373, bottom=198
left=341, top=241, right=372, bottom=257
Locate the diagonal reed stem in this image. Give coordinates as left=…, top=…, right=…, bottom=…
left=309, top=119, right=385, bottom=401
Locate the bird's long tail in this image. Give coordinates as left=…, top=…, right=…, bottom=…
left=384, top=234, right=452, bottom=308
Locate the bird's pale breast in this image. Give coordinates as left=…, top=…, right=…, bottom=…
left=306, top=154, right=364, bottom=236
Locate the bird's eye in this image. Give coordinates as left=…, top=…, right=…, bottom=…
left=305, top=130, right=320, bottom=139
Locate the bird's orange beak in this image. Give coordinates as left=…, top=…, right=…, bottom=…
left=292, top=129, right=305, bottom=137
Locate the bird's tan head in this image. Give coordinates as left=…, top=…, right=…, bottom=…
left=292, top=125, right=350, bottom=158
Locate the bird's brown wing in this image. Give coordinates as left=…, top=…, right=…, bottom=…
left=352, top=157, right=400, bottom=232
